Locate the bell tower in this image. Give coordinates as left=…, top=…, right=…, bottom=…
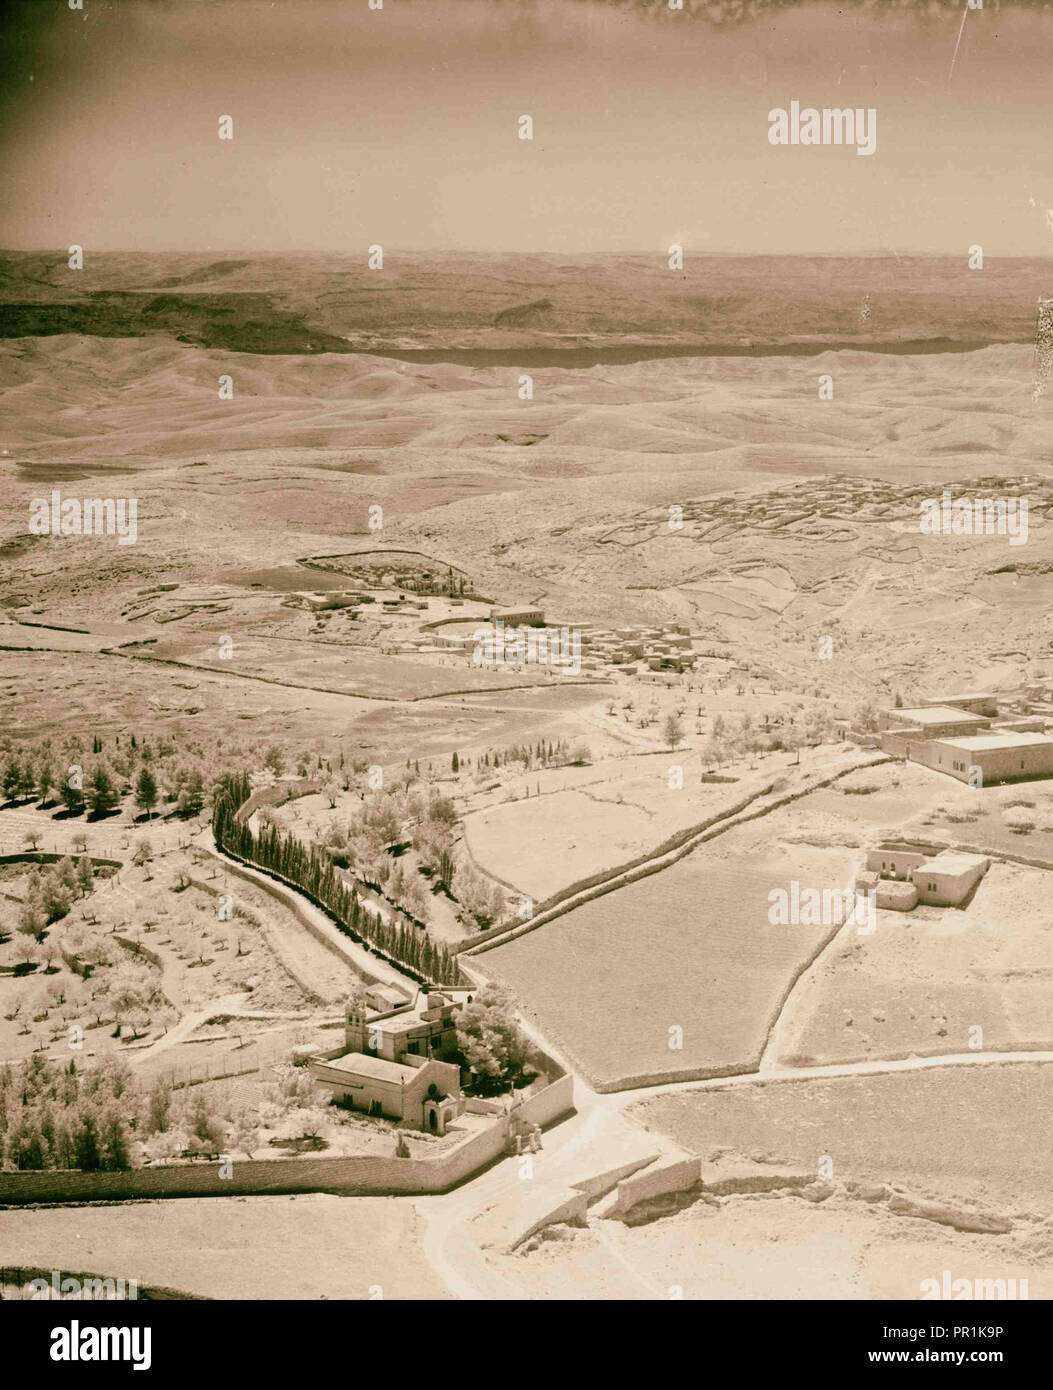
left=345, top=998, right=368, bottom=1053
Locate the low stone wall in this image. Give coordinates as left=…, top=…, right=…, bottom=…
left=0, top=1074, right=575, bottom=1205
left=570, top=1155, right=660, bottom=1202
left=953, top=840, right=1053, bottom=873
left=113, top=936, right=165, bottom=970
left=205, top=849, right=388, bottom=988
left=0, top=853, right=121, bottom=870
left=610, top=1157, right=701, bottom=1216
left=503, top=1184, right=589, bottom=1251
left=466, top=756, right=890, bottom=960
left=234, top=778, right=324, bottom=825
left=513, top=1072, right=574, bottom=1129
left=0, top=1121, right=504, bottom=1205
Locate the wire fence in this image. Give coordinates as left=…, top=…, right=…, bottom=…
left=158, top=1044, right=261, bottom=1091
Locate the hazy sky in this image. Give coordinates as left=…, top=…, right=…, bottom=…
left=2, top=0, right=1052, bottom=255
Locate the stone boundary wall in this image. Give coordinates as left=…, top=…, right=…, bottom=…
left=0, top=1075, right=574, bottom=1205
left=462, top=786, right=770, bottom=957
left=0, top=1264, right=202, bottom=1300
left=512, top=1072, right=574, bottom=1128
left=0, top=853, right=121, bottom=870
left=205, top=848, right=390, bottom=988
left=503, top=1185, right=589, bottom=1250
left=470, top=759, right=893, bottom=1092
left=466, top=755, right=891, bottom=961
left=234, top=778, right=324, bottom=825
left=113, top=936, right=165, bottom=971
left=611, top=1157, right=701, bottom=1215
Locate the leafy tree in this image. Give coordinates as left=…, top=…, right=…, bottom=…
left=17, top=762, right=37, bottom=800
left=455, top=985, right=528, bottom=1085
left=426, top=795, right=457, bottom=829
left=7, top=1116, right=46, bottom=1170
left=178, top=768, right=206, bottom=818
left=59, top=775, right=85, bottom=814
left=18, top=891, right=46, bottom=941
left=74, top=1110, right=102, bottom=1171
left=100, top=1107, right=132, bottom=1170
left=2, top=758, right=22, bottom=801
left=189, top=1092, right=225, bottom=1151
left=146, top=1077, right=173, bottom=1134
left=14, top=933, right=39, bottom=966
left=233, top=1113, right=260, bottom=1160
left=135, top=767, right=158, bottom=819
left=662, top=713, right=684, bottom=750
left=86, top=766, right=119, bottom=817
left=39, top=867, right=73, bottom=924
left=75, top=855, right=94, bottom=897
left=36, top=760, right=55, bottom=805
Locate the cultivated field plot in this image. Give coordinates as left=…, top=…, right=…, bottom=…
left=0, top=650, right=383, bottom=754
left=918, top=780, right=1053, bottom=859
left=630, top=1061, right=1053, bottom=1213
left=462, top=759, right=752, bottom=901
left=337, top=683, right=606, bottom=769
left=800, top=760, right=959, bottom=838
left=775, top=858, right=1053, bottom=1066
left=126, top=635, right=555, bottom=700
left=0, top=841, right=322, bottom=1068
left=801, top=761, right=1053, bottom=860
left=0, top=1193, right=450, bottom=1300
left=479, top=842, right=854, bottom=1088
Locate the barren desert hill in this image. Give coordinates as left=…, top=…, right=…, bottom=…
left=2, top=334, right=1049, bottom=469
left=0, top=251, right=1049, bottom=353
left=1, top=332, right=1052, bottom=707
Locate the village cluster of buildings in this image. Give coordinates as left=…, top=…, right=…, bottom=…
left=574, top=620, right=702, bottom=675
left=299, top=580, right=711, bottom=682
left=871, top=690, right=1053, bottom=785
left=430, top=607, right=704, bottom=676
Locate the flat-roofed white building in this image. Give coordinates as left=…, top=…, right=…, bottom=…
left=879, top=704, right=991, bottom=755
left=911, top=730, right=1053, bottom=784
left=864, top=844, right=990, bottom=907
left=879, top=704, right=991, bottom=733
left=489, top=607, right=544, bottom=627
left=923, top=692, right=999, bottom=718
left=911, top=851, right=990, bottom=906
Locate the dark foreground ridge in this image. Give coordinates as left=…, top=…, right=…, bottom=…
left=365, top=337, right=1005, bottom=367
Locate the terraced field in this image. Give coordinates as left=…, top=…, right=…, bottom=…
left=478, top=841, right=855, bottom=1089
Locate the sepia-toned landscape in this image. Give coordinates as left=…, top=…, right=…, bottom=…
left=1, top=0, right=1051, bottom=1327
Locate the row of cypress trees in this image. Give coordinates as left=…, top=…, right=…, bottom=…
left=213, top=773, right=464, bottom=986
